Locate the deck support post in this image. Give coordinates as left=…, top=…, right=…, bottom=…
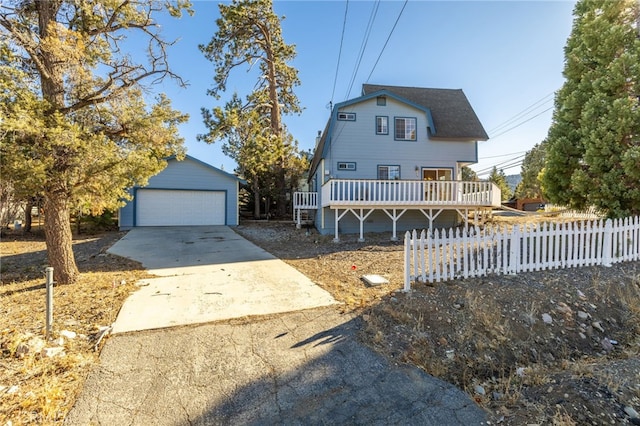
left=419, top=208, right=444, bottom=232
left=333, top=208, right=350, bottom=242
left=382, top=208, right=407, bottom=241
left=348, top=208, right=374, bottom=242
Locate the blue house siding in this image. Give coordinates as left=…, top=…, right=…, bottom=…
left=306, top=85, right=489, bottom=238
left=317, top=208, right=460, bottom=236
left=321, top=97, right=477, bottom=183
left=118, top=155, right=241, bottom=229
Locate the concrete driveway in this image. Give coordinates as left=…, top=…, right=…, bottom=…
left=67, top=226, right=488, bottom=424
left=107, top=226, right=337, bottom=333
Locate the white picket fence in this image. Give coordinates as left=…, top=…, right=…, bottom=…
left=403, top=216, right=640, bottom=290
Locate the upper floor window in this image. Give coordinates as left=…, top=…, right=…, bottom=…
left=376, top=116, right=388, bottom=135
left=395, top=117, right=417, bottom=141
left=376, top=96, right=386, bottom=106
left=337, top=162, right=356, bottom=171
left=337, top=112, right=356, bottom=121
left=378, top=165, right=400, bottom=180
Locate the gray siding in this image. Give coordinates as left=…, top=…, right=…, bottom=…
left=317, top=208, right=460, bottom=236
left=322, top=97, right=477, bottom=183
left=119, top=156, right=240, bottom=229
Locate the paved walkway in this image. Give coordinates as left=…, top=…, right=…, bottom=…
left=106, top=226, right=336, bottom=333
left=66, top=227, right=487, bottom=424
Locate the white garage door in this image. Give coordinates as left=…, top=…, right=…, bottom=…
left=136, top=189, right=226, bottom=226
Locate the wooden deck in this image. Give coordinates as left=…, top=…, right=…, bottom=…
left=294, top=179, right=501, bottom=241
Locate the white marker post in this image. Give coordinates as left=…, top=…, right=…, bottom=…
left=45, top=267, right=54, bottom=339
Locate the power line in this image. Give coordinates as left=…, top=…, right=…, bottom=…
left=365, top=0, right=409, bottom=83
left=474, top=153, right=527, bottom=175
left=488, top=92, right=554, bottom=135
left=476, top=160, right=524, bottom=177
left=345, top=0, right=380, bottom=100
left=490, top=106, right=553, bottom=140
left=330, top=0, right=349, bottom=107
left=479, top=150, right=527, bottom=160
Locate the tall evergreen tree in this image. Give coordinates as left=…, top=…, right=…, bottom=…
left=542, top=0, right=640, bottom=217
left=488, top=167, right=513, bottom=202
left=515, top=143, right=546, bottom=199
left=0, top=1, right=191, bottom=283
left=199, top=0, right=302, bottom=218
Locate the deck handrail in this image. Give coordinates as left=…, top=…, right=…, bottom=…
left=317, top=179, right=500, bottom=208
left=293, top=191, right=318, bottom=209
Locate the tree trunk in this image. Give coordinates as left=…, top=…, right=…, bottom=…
left=44, top=191, right=79, bottom=284
left=263, top=27, right=287, bottom=219
left=252, top=180, right=261, bottom=219
left=24, top=199, right=34, bottom=232
left=36, top=1, right=79, bottom=284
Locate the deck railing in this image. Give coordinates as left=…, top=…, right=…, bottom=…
left=313, top=179, right=500, bottom=208
left=293, top=191, right=318, bottom=209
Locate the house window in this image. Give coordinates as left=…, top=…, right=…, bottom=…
left=376, top=96, right=386, bottom=106
left=376, top=116, right=388, bottom=135
left=395, top=117, right=417, bottom=141
left=337, top=162, right=356, bottom=171
left=422, top=169, right=453, bottom=181
left=337, top=112, right=356, bottom=121
left=378, top=165, right=400, bottom=180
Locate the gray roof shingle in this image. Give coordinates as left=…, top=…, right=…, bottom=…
left=362, top=84, right=489, bottom=140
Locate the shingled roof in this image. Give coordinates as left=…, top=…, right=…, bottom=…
left=362, top=84, right=489, bottom=140
left=308, top=84, right=488, bottom=180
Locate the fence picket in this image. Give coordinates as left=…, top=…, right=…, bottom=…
left=404, top=215, right=640, bottom=290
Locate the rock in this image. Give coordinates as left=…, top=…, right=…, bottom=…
left=577, top=289, right=586, bottom=300
left=624, top=406, right=639, bottom=419
left=542, top=313, right=553, bottom=324
left=14, top=336, right=45, bottom=358
left=556, top=302, right=573, bottom=315
left=577, top=311, right=589, bottom=320
left=60, top=330, right=77, bottom=339
left=474, top=385, right=486, bottom=395
left=600, top=338, right=614, bottom=352
left=579, top=332, right=587, bottom=339
left=52, top=337, right=64, bottom=346
left=41, top=347, right=65, bottom=358
left=592, top=321, right=605, bottom=333
left=492, top=392, right=504, bottom=401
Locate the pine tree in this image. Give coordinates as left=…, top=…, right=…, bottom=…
left=0, top=1, right=190, bottom=283
left=199, top=0, right=302, bottom=218
left=542, top=0, right=640, bottom=217
left=488, top=167, right=513, bottom=202
left=515, top=143, right=546, bottom=199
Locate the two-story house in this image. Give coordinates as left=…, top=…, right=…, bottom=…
left=294, top=84, right=501, bottom=241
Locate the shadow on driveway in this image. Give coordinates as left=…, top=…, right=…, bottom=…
left=66, top=307, right=487, bottom=425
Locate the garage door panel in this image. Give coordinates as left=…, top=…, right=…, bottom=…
left=137, top=190, right=225, bottom=226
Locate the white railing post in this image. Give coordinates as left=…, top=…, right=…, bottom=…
left=602, top=219, right=613, bottom=267
left=404, top=231, right=412, bottom=292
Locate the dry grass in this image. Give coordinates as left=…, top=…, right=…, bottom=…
left=2, top=220, right=640, bottom=425
left=1, top=228, right=149, bottom=425
left=236, top=220, right=640, bottom=425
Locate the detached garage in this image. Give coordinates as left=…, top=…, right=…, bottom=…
left=118, top=155, right=243, bottom=229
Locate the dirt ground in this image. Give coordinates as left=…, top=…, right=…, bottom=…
left=0, top=229, right=148, bottom=424
left=2, top=218, right=640, bottom=425
left=234, top=219, right=640, bottom=426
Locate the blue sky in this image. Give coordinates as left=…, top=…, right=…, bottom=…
left=153, top=0, right=577, bottom=177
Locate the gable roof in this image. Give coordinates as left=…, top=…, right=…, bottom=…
left=168, top=154, right=246, bottom=184
left=309, top=84, right=488, bottom=180
left=362, top=84, right=489, bottom=141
